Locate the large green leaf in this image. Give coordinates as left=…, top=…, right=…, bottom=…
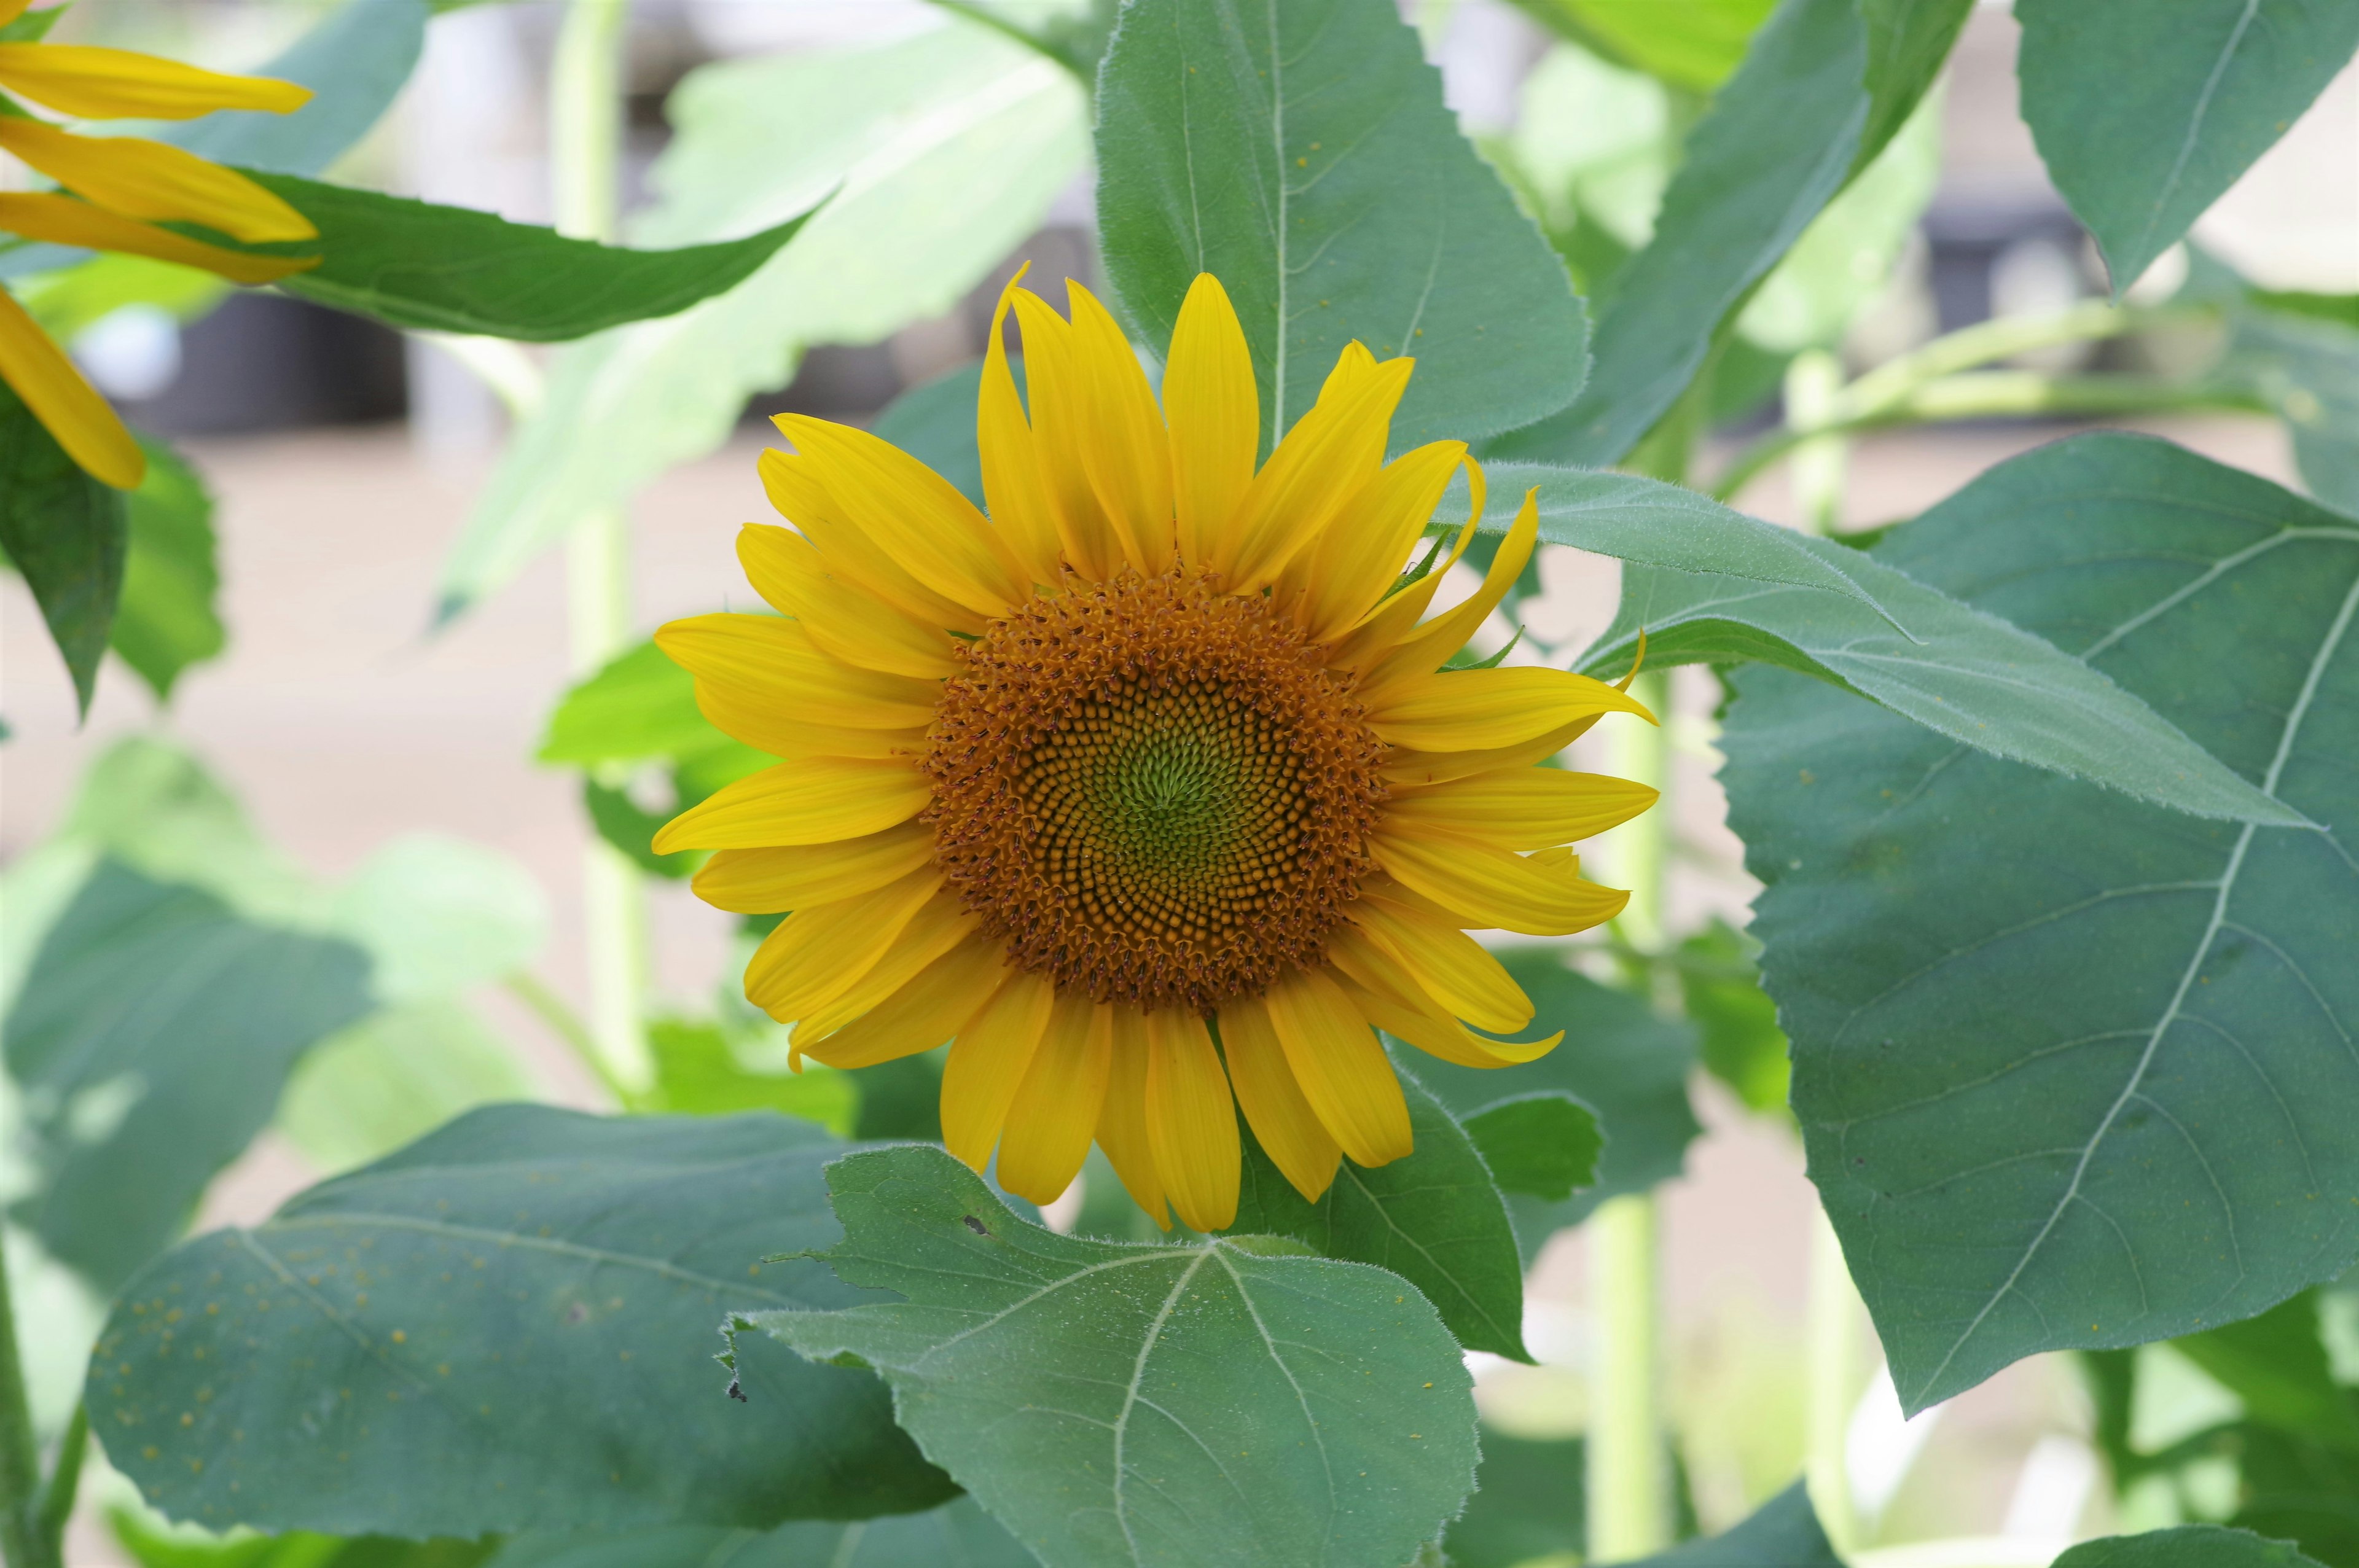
left=1463, top=1093, right=1603, bottom=1201
left=484, top=1497, right=1032, bottom=1568
left=1719, top=434, right=2359, bottom=1413
left=168, top=0, right=430, bottom=177
left=2016, top=0, right=2359, bottom=294
left=7, top=862, right=374, bottom=1292
left=2054, top=1527, right=2328, bottom=1568
left=1624, top=1482, right=1837, bottom=1566
left=1440, top=1430, right=1585, bottom=1568
left=112, top=436, right=224, bottom=703
left=1855, top=0, right=1975, bottom=170
left=0, top=378, right=127, bottom=716
left=215, top=173, right=821, bottom=341
left=1576, top=518, right=2307, bottom=826
left=1412, top=956, right=1701, bottom=1255
left=1094, top=0, right=1589, bottom=453
left=436, top=22, right=1086, bottom=618
left=1230, top=1062, right=1533, bottom=1360
left=88, top=1106, right=954, bottom=1536
left=870, top=359, right=1001, bottom=510
left=936, top=0, right=1120, bottom=81
left=743, top=1144, right=1480, bottom=1568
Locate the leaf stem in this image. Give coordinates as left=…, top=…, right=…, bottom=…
left=1805, top=1206, right=1864, bottom=1554
left=550, top=0, right=654, bottom=1096
left=0, top=1240, right=63, bottom=1568
left=506, top=970, right=635, bottom=1107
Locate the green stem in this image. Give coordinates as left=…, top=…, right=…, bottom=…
left=506, top=971, right=635, bottom=1107
left=550, top=0, right=654, bottom=1096
left=1782, top=349, right=1847, bottom=539
left=1805, top=1207, right=1864, bottom=1556
left=0, top=1241, right=61, bottom=1568
left=35, top=1405, right=82, bottom=1558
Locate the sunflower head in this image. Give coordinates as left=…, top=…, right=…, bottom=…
left=657, top=268, right=1658, bottom=1232
left=0, top=0, right=318, bottom=486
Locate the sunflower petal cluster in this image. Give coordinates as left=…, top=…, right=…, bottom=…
left=657, top=268, right=1657, bottom=1231
left=0, top=0, right=318, bottom=487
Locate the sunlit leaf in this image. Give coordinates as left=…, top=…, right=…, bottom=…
left=111, top=435, right=224, bottom=703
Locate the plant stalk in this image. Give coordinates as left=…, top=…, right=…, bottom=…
left=1805, top=1207, right=1864, bottom=1556
left=550, top=0, right=653, bottom=1096
left=0, top=1241, right=62, bottom=1568
left=1782, top=349, right=1847, bottom=539
left=1588, top=666, right=1675, bottom=1562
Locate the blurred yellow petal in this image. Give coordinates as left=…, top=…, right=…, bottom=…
left=0, top=44, right=309, bottom=120
left=0, top=119, right=314, bottom=241
left=996, top=994, right=1112, bottom=1205
left=1262, top=966, right=1411, bottom=1168
left=1065, top=280, right=1173, bottom=573
left=941, top=968, right=1056, bottom=1172
left=1217, top=998, right=1340, bottom=1203
left=0, top=192, right=314, bottom=286
left=1163, top=273, right=1257, bottom=569
left=0, top=283, right=141, bottom=488
left=1387, top=768, right=1659, bottom=851
left=652, top=757, right=929, bottom=852
left=796, top=931, right=1002, bottom=1071
left=1095, top=1008, right=1169, bottom=1230
left=689, top=824, right=936, bottom=914
left=976, top=265, right=1065, bottom=584
left=1146, top=1009, right=1238, bottom=1231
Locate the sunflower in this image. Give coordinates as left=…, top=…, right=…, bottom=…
left=0, top=0, right=319, bottom=488
left=655, top=268, right=1657, bottom=1231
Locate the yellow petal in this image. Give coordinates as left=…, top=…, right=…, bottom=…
left=689, top=823, right=936, bottom=913
left=0, top=1, right=31, bottom=27
left=1009, top=288, right=1121, bottom=580
left=1065, top=281, right=1174, bottom=574
left=1262, top=966, right=1412, bottom=1168
left=1367, top=665, right=1655, bottom=754
left=657, top=613, right=941, bottom=737
left=940, top=967, right=1056, bottom=1172
left=1374, top=827, right=1630, bottom=936
left=977, top=265, right=1066, bottom=585
left=1326, top=953, right=1562, bottom=1073
left=1218, top=353, right=1413, bottom=593
left=0, top=283, right=141, bottom=488
left=1297, top=442, right=1466, bottom=642
left=1326, top=488, right=1483, bottom=672
left=772, top=413, right=1027, bottom=617
left=652, top=756, right=930, bottom=852
left=1094, top=1008, right=1170, bottom=1230
left=1216, top=999, right=1340, bottom=1203
left=1386, top=768, right=1659, bottom=851
left=1146, top=1009, right=1238, bottom=1231
left=796, top=930, right=1004, bottom=1072
left=996, top=993, right=1113, bottom=1205
left=1379, top=711, right=1622, bottom=787
left=1360, top=485, right=1538, bottom=696
left=1162, top=273, right=1258, bottom=569
left=791, top=891, right=982, bottom=1045
left=757, top=449, right=985, bottom=634
left=0, top=44, right=309, bottom=120
left=1348, top=895, right=1533, bottom=1034
left=0, top=192, right=313, bottom=286
left=743, top=865, right=942, bottom=1021
left=734, top=524, right=958, bottom=680
left=0, top=119, right=313, bottom=242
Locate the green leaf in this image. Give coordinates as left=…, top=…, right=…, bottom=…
left=1094, top=0, right=1589, bottom=453
left=847, top=1050, right=947, bottom=1142
left=1675, top=919, right=1790, bottom=1116
left=637, top=1017, right=858, bottom=1137
left=2176, top=1292, right=2359, bottom=1457
left=328, top=833, right=547, bottom=1004
left=111, top=1512, right=495, bottom=1568
left=1503, top=0, right=1776, bottom=92
left=0, top=376, right=127, bottom=716
left=744, top=1144, right=1481, bottom=1568
left=2052, top=1526, right=2328, bottom=1568
left=539, top=639, right=716, bottom=766
left=435, top=23, right=1086, bottom=618
left=2016, top=0, right=2359, bottom=294
left=1719, top=433, right=2359, bottom=1413
left=111, top=436, right=224, bottom=703
left=1855, top=0, right=1974, bottom=170
left=276, top=1000, right=539, bottom=1176
left=2228, top=298, right=2359, bottom=514
left=1623, top=1481, right=1838, bottom=1566
left=1462, top=1093, right=1602, bottom=1203
left=935, top=0, right=1120, bottom=80
left=7, top=861, right=374, bottom=1292
left=870, top=358, right=1001, bottom=510
left=88, top=1106, right=955, bottom=1536
left=0, top=4, right=63, bottom=41
left=1229, top=1062, right=1534, bottom=1360
left=483, top=1496, right=1034, bottom=1568
left=167, top=0, right=429, bottom=178
left=1578, top=518, right=2308, bottom=827
left=209, top=172, right=823, bottom=341
left=1411, top=956, right=1702, bottom=1255
left=1488, top=0, right=1867, bottom=466
left=1439, top=1430, right=1584, bottom=1568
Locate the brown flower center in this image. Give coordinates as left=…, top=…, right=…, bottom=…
left=921, top=569, right=1387, bottom=1012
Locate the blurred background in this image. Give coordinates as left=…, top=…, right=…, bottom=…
left=2, top=1, right=2353, bottom=1563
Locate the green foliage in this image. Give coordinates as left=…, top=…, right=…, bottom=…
left=742, top=1144, right=1481, bottom=1568
left=8, top=862, right=375, bottom=1292
left=1721, top=434, right=2359, bottom=1413
left=111, top=1512, right=491, bottom=1568
left=2054, top=1526, right=2328, bottom=1567
left=216, top=173, right=822, bottom=341
left=90, top=1106, right=955, bottom=1537
left=167, top=0, right=431, bottom=179
left=870, top=359, right=1000, bottom=509
left=635, top=1018, right=858, bottom=1136
left=1440, top=1430, right=1586, bottom=1568
left=1504, top=0, right=1775, bottom=91
left=935, top=0, right=1121, bottom=80
left=112, top=437, right=224, bottom=703
left=482, top=1496, right=1033, bottom=1568
left=277, top=1001, right=538, bottom=1176
left=2016, top=0, right=2359, bottom=294
left=1230, top=1063, right=1534, bottom=1360
left=1621, top=1481, right=1838, bottom=1565
left=1675, top=919, right=1790, bottom=1116
left=1462, top=1093, right=1603, bottom=1201
left=1579, top=513, right=2306, bottom=827
left=0, top=377, right=126, bottom=716
left=1094, top=0, right=1589, bottom=453
left=437, top=21, right=1087, bottom=617
left=2228, top=294, right=2359, bottom=514
left=1414, top=956, right=1704, bottom=1255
